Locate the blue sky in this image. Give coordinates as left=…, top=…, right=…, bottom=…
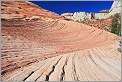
left=31, top=1, right=113, bottom=14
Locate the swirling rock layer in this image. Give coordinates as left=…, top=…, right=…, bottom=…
left=1, top=18, right=121, bottom=81
left=1, top=1, right=121, bottom=81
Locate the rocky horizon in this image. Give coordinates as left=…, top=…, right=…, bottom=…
left=61, top=1, right=121, bottom=21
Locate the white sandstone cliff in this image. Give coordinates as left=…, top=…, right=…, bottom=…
left=61, top=1, right=121, bottom=21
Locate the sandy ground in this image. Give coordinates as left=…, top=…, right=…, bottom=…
left=1, top=18, right=121, bottom=81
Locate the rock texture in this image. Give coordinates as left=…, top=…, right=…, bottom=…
left=1, top=1, right=64, bottom=20
left=1, top=1, right=121, bottom=81
left=62, top=12, right=108, bottom=21
left=82, top=18, right=112, bottom=30
left=104, top=1, right=121, bottom=19
left=61, top=1, right=121, bottom=21
left=109, top=1, right=121, bottom=13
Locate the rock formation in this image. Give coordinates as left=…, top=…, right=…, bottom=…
left=62, top=12, right=108, bottom=21
left=104, top=1, right=121, bottom=19
left=99, top=9, right=109, bottom=13
left=1, top=1, right=64, bottom=20
left=61, top=1, right=121, bottom=21
left=1, top=1, right=121, bottom=81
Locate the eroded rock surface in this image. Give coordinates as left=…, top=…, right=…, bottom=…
left=1, top=1, right=64, bottom=20
left=1, top=1, right=121, bottom=81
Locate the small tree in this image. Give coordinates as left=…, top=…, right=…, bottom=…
left=109, top=13, right=121, bottom=36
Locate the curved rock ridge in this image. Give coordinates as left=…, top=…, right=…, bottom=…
left=2, top=44, right=121, bottom=81
left=1, top=1, right=121, bottom=81
left=1, top=18, right=121, bottom=81
left=1, top=1, right=64, bottom=20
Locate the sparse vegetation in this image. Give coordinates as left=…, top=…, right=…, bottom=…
left=118, top=48, right=121, bottom=52
left=108, top=13, right=121, bottom=36
left=118, top=41, right=121, bottom=52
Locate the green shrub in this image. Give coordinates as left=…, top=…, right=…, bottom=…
left=109, top=13, right=121, bottom=36
left=118, top=48, right=121, bottom=52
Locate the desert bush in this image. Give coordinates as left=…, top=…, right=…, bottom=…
left=118, top=48, right=121, bottom=52
left=109, top=13, right=121, bottom=36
